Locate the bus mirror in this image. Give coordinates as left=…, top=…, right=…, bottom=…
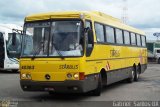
left=12, top=33, right=16, bottom=46
left=86, top=29, right=94, bottom=57
left=87, top=29, right=94, bottom=45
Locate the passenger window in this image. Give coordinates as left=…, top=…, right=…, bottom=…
left=137, top=34, right=141, bottom=46
left=116, top=29, right=123, bottom=44
left=131, top=33, right=136, bottom=45
left=141, top=36, right=146, bottom=47
left=95, top=23, right=105, bottom=42
left=86, top=21, right=92, bottom=29
left=124, top=31, right=130, bottom=45
left=105, top=26, right=115, bottom=43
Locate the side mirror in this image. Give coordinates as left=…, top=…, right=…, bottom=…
left=86, top=29, right=94, bottom=57
left=12, top=33, right=16, bottom=46
left=87, top=29, right=94, bottom=45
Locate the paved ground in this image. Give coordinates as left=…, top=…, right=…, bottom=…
left=0, top=64, right=160, bottom=107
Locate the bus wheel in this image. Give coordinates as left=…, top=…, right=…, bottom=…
left=127, top=69, right=134, bottom=83
left=134, top=66, right=139, bottom=82
left=92, top=74, right=102, bottom=96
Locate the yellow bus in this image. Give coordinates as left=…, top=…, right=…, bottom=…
left=20, top=11, right=147, bottom=96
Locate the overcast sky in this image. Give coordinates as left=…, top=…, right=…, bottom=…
left=0, top=0, right=160, bottom=40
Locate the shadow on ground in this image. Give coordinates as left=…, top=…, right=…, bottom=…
left=0, top=70, right=19, bottom=74
left=29, top=80, right=128, bottom=102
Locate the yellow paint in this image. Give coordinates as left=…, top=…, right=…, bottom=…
left=20, top=11, right=147, bottom=82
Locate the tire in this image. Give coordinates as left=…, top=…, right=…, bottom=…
left=158, top=58, right=160, bottom=64
left=134, top=66, right=139, bottom=82
left=127, top=69, right=134, bottom=83
left=92, top=74, right=102, bottom=96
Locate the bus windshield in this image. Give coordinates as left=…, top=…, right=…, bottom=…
left=7, top=33, right=22, bottom=58
left=21, top=21, right=83, bottom=57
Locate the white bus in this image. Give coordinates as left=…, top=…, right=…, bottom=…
left=0, top=24, right=23, bottom=72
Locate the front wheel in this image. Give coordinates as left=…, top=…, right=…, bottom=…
left=92, top=74, right=102, bottom=96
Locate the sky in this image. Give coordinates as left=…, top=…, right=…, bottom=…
left=0, top=0, right=160, bottom=40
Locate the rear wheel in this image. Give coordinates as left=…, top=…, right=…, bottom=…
left=134, top=66, right=140, bottom=81
left=127, top=69, right=134, bottom=83
left=92, top=74, right=102, bottom=96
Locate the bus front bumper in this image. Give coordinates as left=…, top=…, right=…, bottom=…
left=20, top=77, right=98, bottom=93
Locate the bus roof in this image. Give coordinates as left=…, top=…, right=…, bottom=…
left=25, top=11, right=145, bottom=35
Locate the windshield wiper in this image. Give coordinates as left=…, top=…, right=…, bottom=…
left=31, top=41, right=45, bottom=59
left=52, top=42, right=64, bottom=59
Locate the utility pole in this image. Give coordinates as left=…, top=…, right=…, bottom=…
left=121, top=0, right=128, bottom=24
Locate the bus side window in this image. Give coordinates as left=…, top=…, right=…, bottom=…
left=141, top=36, right=146, bottom=47
left=95, top=23, right=105, bottom=43
left=131, top=33, right=136, bottom=46
left=86, top=21, right=93, bottom=46
left=86, top=21, right=92, bottom=29
left=115, top=29, right=123, bottom=44
left=124, top=31, right=130, bottom=45
left=137, top=34, right=141, bottom=46
left=105, top=26, right=115, bottom=43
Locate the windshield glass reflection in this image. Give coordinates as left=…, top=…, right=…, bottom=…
left=7, top=33, right=22, bottom=58
left=22, top=21, right=83, bottom=57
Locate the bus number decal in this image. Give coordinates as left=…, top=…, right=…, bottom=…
left=21, top=65, right=34, bottom=70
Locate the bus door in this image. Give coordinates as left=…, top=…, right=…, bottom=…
left=0, top=32, right=4, bottom=68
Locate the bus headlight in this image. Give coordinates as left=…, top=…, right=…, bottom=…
left=22, top=74, right=26, bottom=78
left=66, top=72, right=85, bottom=80
left=73, top=73, right=79, bottom=80
left=21, top=73, right=31, bottom=79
